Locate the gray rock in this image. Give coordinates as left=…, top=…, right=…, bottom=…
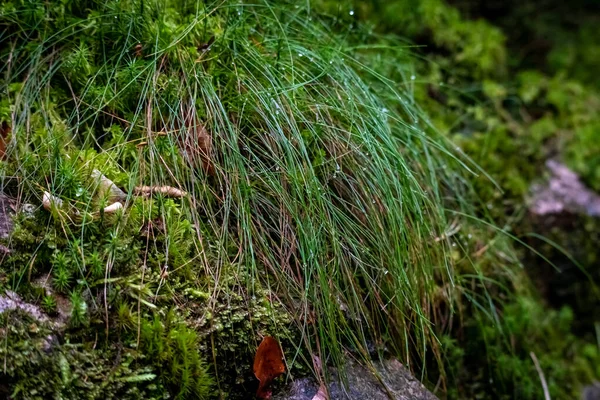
left=529, top=160, right=600, bottom=216
left=0, top=193, right=13, bottom=239
left=583, top=383, right=600, bottom=400
left=273, top=358, right=437, bottom=400
left=0, top=290, right=51, bottom=323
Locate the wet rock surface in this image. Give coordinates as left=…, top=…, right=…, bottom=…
left=0, top=192, right=13, bottom=240
left=583, top=383, right=600, bottom=400
left=0, top=290, right=50, bottom=322
left=273, top=358, right=437, bottom=400
left=529, top=160, right=600, bottom=217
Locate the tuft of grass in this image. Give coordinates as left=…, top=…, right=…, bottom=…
left=0, top=0, right=508, bottom=394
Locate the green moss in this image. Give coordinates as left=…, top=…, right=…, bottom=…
left=0, top=310, right=167, bottom=399
left=1, top=0, right=599, bottom=399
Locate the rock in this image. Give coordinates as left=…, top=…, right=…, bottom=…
left=0, top=288, right=70, bottom=329
left=0, top=290, right=51, bottom=323
left=0, top=193, right=14, bottom=239
left=529, top=160, right=600, bottom=217
left=583, top=383, right=600, bottom=400
left=273, top=357, right=437, bottom=400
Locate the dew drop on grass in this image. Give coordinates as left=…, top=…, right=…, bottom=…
left=468, top=234, right=473, bottom=239
left=349, top=10, right=355, bottom=15
left=410, top=75, right=416, bottom=80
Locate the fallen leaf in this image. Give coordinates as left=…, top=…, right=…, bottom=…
left=311, top=355, right=328, bottom=400
left=312, top=384, right=328, bottom=400
left=134, top=185, right=187, bottom=198
left=0, top=121, right=11, bottom=160
left=133, top=43, right=143, bottom=58
left=253, top=336, right=285, bottom=399
left=180, top=104, right=214, bottom=175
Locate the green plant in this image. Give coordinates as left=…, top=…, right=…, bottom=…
left=1, top=0, right=598, bottom=399
left=140, top=310, right=213, bottom=399
left=41, top=295, right=58, bottom=314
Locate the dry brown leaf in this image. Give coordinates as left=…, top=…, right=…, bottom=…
left=0, top=121, right=11, bottom=160
left=180, top=104, right=214, bottom=175
left=311, top=355, right=328, bottom=400
left=133, top=43, right=143, bottom=58
left=253, top=336, right=286, bottom=399
left=312, top=384, right=328, bottom=400
left=134, top=185, right=187, bottom=198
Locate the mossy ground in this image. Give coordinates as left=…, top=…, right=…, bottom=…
left=0, top=0, right=599, bottom=399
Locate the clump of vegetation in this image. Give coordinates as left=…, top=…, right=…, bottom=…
left=0, top=310, right=167, bottom=399
left=0, top=0, right=598, bottom=399
left=0, top=0, right=476, bottom=396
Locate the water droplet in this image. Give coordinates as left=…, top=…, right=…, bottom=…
left=468, top=234, right=472, bottom=239
left=381, top=108, right=388, bottom=113
left=349, top=10, right=355, bottom=15
left=298, top=53, right=303, bottom=57
left=452, top=242, right=457, bottom=247
left=410, top=75, right=416, bottom=80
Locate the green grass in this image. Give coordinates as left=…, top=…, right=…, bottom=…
left=0, top=0, right=472, bottom=370
left=4, top=0, right=595, bottom=399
